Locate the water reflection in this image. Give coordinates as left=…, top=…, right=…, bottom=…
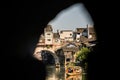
left=46, top=65, right=82, bottom=80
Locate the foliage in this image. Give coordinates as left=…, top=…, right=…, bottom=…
left=75, top=47, right=90, bottom=62
left=74, top=47, right=91, bottom=72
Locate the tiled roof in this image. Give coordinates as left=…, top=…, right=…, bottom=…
left=76, top=28, right=86, bottom=33
left=62, top=42, right=79, bottom=52
left=44, top=25, right=53, bottom=32
left=60, top=30, right=73, bottom=33
left=62, top=47, right=79, bottom=52
left=80, top=36, right=88, bottom=43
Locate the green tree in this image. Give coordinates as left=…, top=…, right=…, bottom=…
left=75, top=47, right=91, bottom=72
left=76, top=47, right=90, bottom=62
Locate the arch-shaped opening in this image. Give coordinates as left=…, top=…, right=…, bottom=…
left=40, top=50, right=59, bottom=65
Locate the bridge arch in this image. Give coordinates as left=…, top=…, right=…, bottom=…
left=33, top=42, right=80, bottom=65
left=41, top=50, right=59, bottom=64
left=34, top=49, right=60, bottom=64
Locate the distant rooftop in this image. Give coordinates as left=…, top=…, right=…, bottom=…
left=44, top=25, right=53, bottom=32
left=76, top=28, right=86, bottom=33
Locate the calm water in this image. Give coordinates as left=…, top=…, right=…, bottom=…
left=46, top=65, right=82, bottom=80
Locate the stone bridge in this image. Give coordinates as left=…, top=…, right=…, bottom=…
left=33, top=42, right=80, bottom=64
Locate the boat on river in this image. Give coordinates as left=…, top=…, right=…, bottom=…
left=66, top=66, right=82, bottom=76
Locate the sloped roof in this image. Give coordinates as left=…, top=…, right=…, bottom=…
left=80, top=36, right=88, bottom=43
left=76, top=28, right=86, bottom=33
left=44, top=25, right=53, bottom=32
left=62, top=47, right=79, bottom=52
left=62, top=43, right=79, bottom=52
left=60, top=30, right=73, bottom=33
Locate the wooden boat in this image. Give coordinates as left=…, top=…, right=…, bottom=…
left=66, top=66, right=82, bottom=76
left=66, top=74, right=82, bottom=80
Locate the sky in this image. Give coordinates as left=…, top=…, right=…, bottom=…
left=48, top=3, right=94, bottom=32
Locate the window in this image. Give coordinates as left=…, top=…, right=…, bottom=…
left=70, top=33, right=72, bottom=36
left=47, top=33, right=50, bottom=35
left=66, top=58, right=70, bottom=62
left=47, top=39, right=51, bottom=41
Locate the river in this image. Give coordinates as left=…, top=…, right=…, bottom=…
left=46, top=65, right=82, bottom=80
